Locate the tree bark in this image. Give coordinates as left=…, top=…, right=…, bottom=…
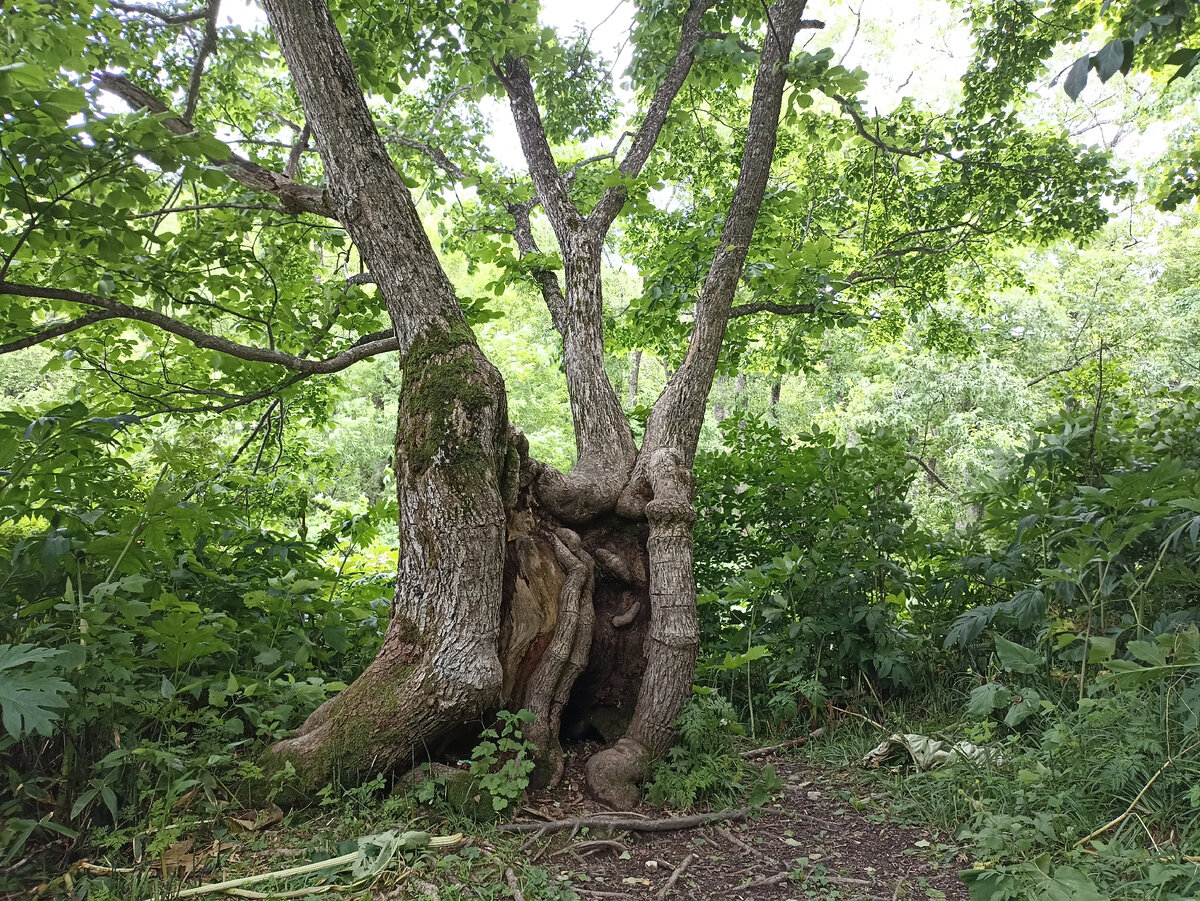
left=258, top=0, right=512, bottom=787
left=252, top=0, right=812, bottom=806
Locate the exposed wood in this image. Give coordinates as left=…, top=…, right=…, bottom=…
left=742, top=727, right=826, bottom=759
left=656, top=852, right=696, bottom=899
left=0, top=281, right=396, bottom=372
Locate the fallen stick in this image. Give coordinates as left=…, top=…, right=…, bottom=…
left=715, top=826, right=758, bottom=857
left=497, top=808, right=749, bottom=834
left=742, top=728, right=825, bottom=759
left=550, top=840, right=628, bottom=858
left=828, top=705, right=885, bottom=731
left=1073, top=738, right=1200, bottom=849
left=656, top=853, right=696, bottom=899
left=504, top=867, right=526, bottom=901
left=736, top=871, right=788, bottom=890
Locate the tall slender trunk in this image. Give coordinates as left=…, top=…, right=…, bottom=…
left=628, top=349, right=642, bottom=407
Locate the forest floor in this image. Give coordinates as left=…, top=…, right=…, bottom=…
left=40, top=735, right=973, bottom=900
left=504, top=750, right=970, bottom=901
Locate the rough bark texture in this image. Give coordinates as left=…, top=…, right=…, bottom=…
left=258, top=0, right=510, bottom=787
left=252, top=0, right=812, bottom=807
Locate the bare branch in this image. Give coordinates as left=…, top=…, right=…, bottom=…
left=95, top=72, right=334, bottom=218
left=905, top=453, right=954, bottom=493
left=588, top=0, right=718, bottom=232
left=562, top=132, right=632, bottom=184
left=496, top=55, right=583, bottom=238
left=284, top=122, right=310, bottom=179
left=183, top=0, right=221, bottom=122
left=506, top=199, right=567, bottom=326
left=639, top=0, right=812, bottom=465
left=128, top=201, right=288, bottom=219
left=384, top=135, right=467, bottom=181
left=0, top=280, right=396, bottom=373
left=1025, top=346, right=1105, bottom=388
left=729, top=300, right=817, bottom=318
left=107, top=1, right=206, bottom=25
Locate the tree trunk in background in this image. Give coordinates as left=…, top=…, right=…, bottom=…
left=770, top=379, right=781, bottom=418
left=628, top=349, right=641, bottom=407
left=713, top=374, right=729, bottom=423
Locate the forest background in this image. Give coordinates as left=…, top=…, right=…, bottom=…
left=2, top=0, right=1200, bottom=899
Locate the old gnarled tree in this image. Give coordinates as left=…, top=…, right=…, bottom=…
left=0, top=0, right=1120, bottom=806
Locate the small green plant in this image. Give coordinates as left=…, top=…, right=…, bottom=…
left=647, top=692, right=781, bottom=810
left=416, top=709, right=537, bottom=819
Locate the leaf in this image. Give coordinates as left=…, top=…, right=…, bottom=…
left=967, top=682, right=1011, bottom=718
left=1003, top=688, right=1043, bottom=727
left=1086, top=636, right=1116, bottom=663
left=993, top=634, right=1040, bottom=674
left=1093, top=39, right=1126, bottom=82
left=1064, top=55, right=1090, bottom=100
left=0, top=644, right=75, bottom=739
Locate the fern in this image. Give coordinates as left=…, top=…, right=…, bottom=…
left=647, top=694, right=778, bottom=810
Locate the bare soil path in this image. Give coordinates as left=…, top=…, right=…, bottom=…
left=514, top=753, right=970, bottom=901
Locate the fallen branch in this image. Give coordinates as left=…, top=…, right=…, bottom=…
left=551, top=840, right=628, bottom=858
left=504, top=867, right=526, bottom=901
left=497, top=808, right=748, bottom=834
left=743, top=728, right=825, bottom=759
left=1074, top=739, right=1200, bottom=849
left=656, top=852, right=696, bottom=899
left=829, top=705, right=885, bottom=731
left=737, top=871, right=788, bottom=890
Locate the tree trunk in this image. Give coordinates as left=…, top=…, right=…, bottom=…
left=257, top=0, right=812, bottom=806
left=628, top=350, right=641, bottom=408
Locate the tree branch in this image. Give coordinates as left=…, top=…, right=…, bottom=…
left=729, top=300, right=816, bottom=318
left=107, top=1, right=207, bottom=25
left=128, top=202, right=288, bottom=219
left=506, top=199, right=567, bottom=326
left=183, top=0, right=221, bottom=122
left=0, top=310, right=119, bottom=354
left=284, top=122, right=310, bottom=179
left=497, top=55, right=583, bottom=239
left=384, top=134, right=467, bottom=181
left=639, top=0, right=812, bottom=466
left=905, top=453, right=954, bottom=493
left=588, top=0, right=718, bottom=232
left=0, top=280, right=397, bottom=373
left=95, top=72, right=335, bottom=218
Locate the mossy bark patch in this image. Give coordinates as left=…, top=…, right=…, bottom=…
left=397, top=320, right=504, bottom=489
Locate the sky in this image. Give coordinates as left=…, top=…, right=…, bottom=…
left=209, top=0, right=1160, bottom=173
left=215, top=0, right=980, bottom=171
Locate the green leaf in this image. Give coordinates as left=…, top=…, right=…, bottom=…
left=967, top=682, right=1011, bottom=718
left=1093, top=38, right=1125, bottom=82
left=993, top=634, right=1040, bottom=674
left=1086, top=636, right=1116, bottom=663
left=1064, top=54, right=1090, bottom=100
left=0, top=644, right=75, bottom=739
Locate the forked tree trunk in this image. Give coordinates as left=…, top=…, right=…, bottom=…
left=258, top=0, right=812, bottom=806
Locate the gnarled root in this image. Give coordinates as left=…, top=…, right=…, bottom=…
left=521, top=527, right=595, bottom=787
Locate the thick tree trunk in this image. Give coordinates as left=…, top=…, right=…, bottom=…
left=257, top=0, right=811, bottom=808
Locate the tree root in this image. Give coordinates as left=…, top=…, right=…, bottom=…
left=497, top=807, right=749, bottom=834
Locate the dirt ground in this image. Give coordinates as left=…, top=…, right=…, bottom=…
left=508, top=752, right=971, bottom=901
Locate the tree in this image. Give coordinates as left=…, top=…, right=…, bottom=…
left=0, top=0, right=1120, bottom=806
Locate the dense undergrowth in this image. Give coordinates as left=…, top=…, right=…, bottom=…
left=2, top=382, right=1199, bottom=899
